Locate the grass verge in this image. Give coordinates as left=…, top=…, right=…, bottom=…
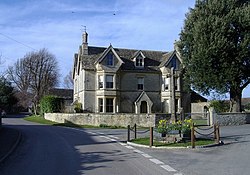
left=131, top=137, right=215, bottom=147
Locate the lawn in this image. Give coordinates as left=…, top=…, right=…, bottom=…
left=131, top=137, right=215, bottom=147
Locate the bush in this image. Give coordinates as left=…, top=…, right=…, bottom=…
left=40, top=95, right=63, bottom=115
left=244, top=103, right=250, bottom=111
left=74, top=102, right=83, bottom=113
left=209, top=100, right=230, bottom=113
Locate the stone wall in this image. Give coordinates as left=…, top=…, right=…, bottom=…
left=44, top=113, right=169, bottom=127
left=215, top=113, right=250, bottom=126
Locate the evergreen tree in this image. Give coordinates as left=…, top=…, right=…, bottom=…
left=179, top=0, right=250, bottom=112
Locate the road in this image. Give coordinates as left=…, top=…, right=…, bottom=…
left=0, top=116, right=174, bottom=175
left=1, top=116, right=250, bottom=175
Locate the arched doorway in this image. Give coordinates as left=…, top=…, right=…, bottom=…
left=140, top=101, right=147, bottom=113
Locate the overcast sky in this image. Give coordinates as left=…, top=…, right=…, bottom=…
left=0, top=0, right=249, bottom=98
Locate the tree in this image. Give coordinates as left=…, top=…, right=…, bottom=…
left=7, top=48, right=59, bottom=114
left=179, top=0, right=250, bottom=112
left=63, top=70, right=73, bottom=89
left=0, top=77, right=17, bottom=111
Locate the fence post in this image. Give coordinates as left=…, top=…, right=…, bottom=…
left=213, top=124, right=216, bottom=140
left=127, top=125, right=130, bottom=142
left=150, top=127, right=153, bottom=147
left=191, top=123, right=195, bottom=148
left=134, top=123, right=137, bottom=139
left=216, top=123, right=220, bottom=144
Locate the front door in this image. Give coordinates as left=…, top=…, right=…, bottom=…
left=140, top=101, right=147, bottom=113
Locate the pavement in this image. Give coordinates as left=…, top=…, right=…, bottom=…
left=0, top=125, right=21, bottom=163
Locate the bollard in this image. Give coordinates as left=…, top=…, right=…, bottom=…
left=134, top=123, right=137, bottom=139
left=150, top=127, right=153, bottom=147
left=213, top=124, right=217, bottom=140
left=127, top=125, right=130, bottom=142
left=191, top=123, right=195, bottom=148
left=216, top=124, right=220, bottom=144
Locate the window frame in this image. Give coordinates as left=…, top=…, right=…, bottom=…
left=135, top=55, right=144, bottom=68
left=106, top=98, right=114, bottom=113
left=137, top=77, right=144, bottom=90
left=106, top=52, right=114, bottom=66
left=106, top=75, right=114, bottom=89
left=98, top=98, right=103, bottom=112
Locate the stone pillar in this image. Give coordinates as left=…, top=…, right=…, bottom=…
left=209, top=107, right=216, bottom=126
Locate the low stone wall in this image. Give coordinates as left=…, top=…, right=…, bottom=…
left=215, top=113, right=250, bottom=126
left=45, top=113, right=169, bottom=127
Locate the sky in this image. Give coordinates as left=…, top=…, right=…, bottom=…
left=0, top=0, right=249, bottom=98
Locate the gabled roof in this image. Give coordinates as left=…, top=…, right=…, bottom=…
left=94, top=44, right=124, bottom=64
left=131, top=50, right=146, bottom=60
left=78, top=45, right=168, bottom=71
left=135, top=91, right=153, bottom=104
left=159, top=50, right=182, bottom=68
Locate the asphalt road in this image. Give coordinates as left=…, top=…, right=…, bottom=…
left=1, top=116, right=250, bottom=175
left=0, top=117, right=173, bottom=175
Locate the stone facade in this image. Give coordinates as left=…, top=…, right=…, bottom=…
left=73, top=32, right=191, bottom=115
left=215, top=113, right=250, bottom=126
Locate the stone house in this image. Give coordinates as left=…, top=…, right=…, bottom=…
left=73, top=32, right=191, bottom=114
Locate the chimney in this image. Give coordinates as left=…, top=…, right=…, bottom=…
left=82, top=31, right=88, bottom=55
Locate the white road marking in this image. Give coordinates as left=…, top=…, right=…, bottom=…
left=109, top=135, right=119, bottom=139
left=125, top=145, right=134, bottom=149
left=96, top=132, right=105, bottom=135
left=141, top=153, right=152, bottom=158
left=133, top=149, right=144, bottom=154
left=161, top=165, right=177, bottom=172
left=174, top=173, right=183, bottom=175
left=149, top=158, right=164, bottom=165
left=99, top=135, right=109, bottom=139
left=109, top=138, right=117, bottom=142
left=119, top=142, right=127, bottom=146
left=86, top=132, right=96, bottom=135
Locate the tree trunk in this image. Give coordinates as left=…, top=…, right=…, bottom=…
left=229, top=87, right=242, bottom=112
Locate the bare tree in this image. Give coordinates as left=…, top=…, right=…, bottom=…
left=63, top=70, right=73, bottom=89
left=7, top=48, right=59, bottom=114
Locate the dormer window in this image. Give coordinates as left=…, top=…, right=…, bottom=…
left=135, top=55, right=144, bottom=68
left=106, top=52, right=114, bottom=66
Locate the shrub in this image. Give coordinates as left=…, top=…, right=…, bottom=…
left=74, top=102, right=83, bottom=113
left=40, top=95, right=63, bottom=115
left=209, top=100, right=230, bottom=113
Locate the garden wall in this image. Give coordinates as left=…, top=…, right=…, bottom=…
left=44, top=113, right=169, bottom=127
left=215, top=112, right=250, bottom=126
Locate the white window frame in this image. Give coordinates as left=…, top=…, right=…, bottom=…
left=106, top=75, right=114, bottom=89
left=135, top=56, right=144, bottom=67
left=98, top=75, right=104, bottom=89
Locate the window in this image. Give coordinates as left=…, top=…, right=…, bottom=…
left=171, top=58, right=177, bottom=69
left=98, top=75, right=104, bottom=89
left=175, top=77, right=179, bottom=90
left=107, top=53, right=114, bottom=66
left=137, top=77, right=144, bottom=90
left=99, top=98, right=103, bottom=112
left=136, top=56, right=143, bottom=67
left=106, top=98, right=113, bottom=112
left=106, top=75, right=113, bottom=88
left=164, top=77, right=170, bottom=91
